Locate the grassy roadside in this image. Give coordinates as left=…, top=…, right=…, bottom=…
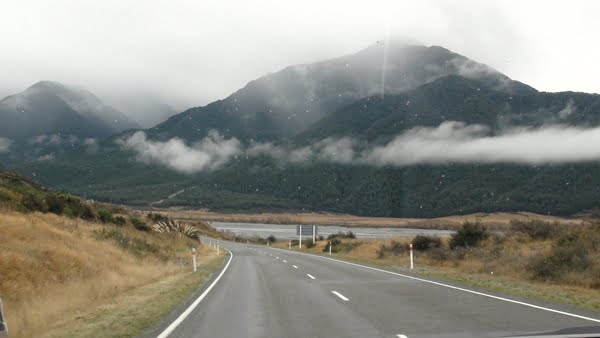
left=271, top=234, right=600, bottom=312
left=0, top=211, right=224, bottom=338
left=42, top=252, right=225, bottom=338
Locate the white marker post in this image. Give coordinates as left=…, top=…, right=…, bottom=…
left=192, top=248, right=197, bottom=272
left=299, top=225, right=302, bottom=249
left=0, top=297, right=6, bottom=337
left=217, top=244, right=220, bottom=255
left=289, top=240, right=291, bottom=250
left=329, top=241, right=332, bottom=255
left=409, top=243, right=414, bottom=270
left=312, top=225, right=316, bottom=244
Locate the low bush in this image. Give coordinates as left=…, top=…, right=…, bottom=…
left=529, top=230, right=592, bottom=281
left=113, top=216, right=126, bottom=226
left=323, top=238, right=341, bottom=253
left=449, top=221, right=488, bottom=249
left=21, top=193, right=47, bottom=213
left=130, top=217, right=150, bottom=231
left=510, top=219, right=562, bottom=240
left=97, top=209, right=114, bottom=224
left=327, top=231, right=356, bottom=239
left=412, top=235, right=442, bottom=251
left=305, top=240, right=316, bottom=248
left=267, top=235, right=277, bottom=243
left=376, top=241, right=407, bottom=258
left=45, top=193, right=65, bottom=214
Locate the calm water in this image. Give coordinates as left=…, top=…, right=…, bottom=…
left=210, top=221, right=455, bottom=240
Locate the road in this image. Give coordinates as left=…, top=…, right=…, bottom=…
left=210, top=221, right=455, bottom=239
left=159, top=241, right=600, bottom=338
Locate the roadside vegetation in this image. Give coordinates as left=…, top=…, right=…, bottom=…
left=0, top=171, right=226, bottom=338
left=273, top=219, right=600, bottom=310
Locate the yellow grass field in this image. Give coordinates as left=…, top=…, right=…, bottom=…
left=155, top=208, right=581, bottom=230
left=0, top=211, right=223, bottom=338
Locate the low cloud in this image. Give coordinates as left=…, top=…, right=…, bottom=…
left=118, top=131, right=242, bottom=174
left=558, top=99, right=576, bottom=119
left=0, top=137, right=12, bottom=153
left=120, top=123, right=600, bottom=174
left=366, top=121, right=600, bottom=166
left=247, top=137, right=356, bottom=164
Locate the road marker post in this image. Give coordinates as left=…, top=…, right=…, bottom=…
left=329, top=241, right=332, bottom=255
left=409, top=243, right=414, bottom=270
left=192, top=248, right=197, bottom=272
left=0, top=297, right=7, bottom=337
left=312, top=225, right=316, bottom=244
left=289, top=240, right=291, bottom=250
left=217, top=244, right=220, bottom=255
left=299, top=225, right=302, bottom=249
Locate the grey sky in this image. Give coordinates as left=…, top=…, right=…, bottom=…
left=1, top=0, right=599, bottom=121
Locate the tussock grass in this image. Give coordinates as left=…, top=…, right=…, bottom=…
left=0, top=211, right=217, bottom=338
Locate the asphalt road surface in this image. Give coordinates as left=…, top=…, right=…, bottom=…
left=158, top=241, right=600, bottom=338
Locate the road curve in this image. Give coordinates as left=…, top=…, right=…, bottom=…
left=162, top=241, right=600, bottom=338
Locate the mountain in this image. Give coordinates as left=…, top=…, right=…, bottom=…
left=0, top=81, right=140, bottom=165
left=148, top=42, right=535, bottom=142
left=0, top=81, right=138, bottom=141
left=13, top=43, right=600, bottom=217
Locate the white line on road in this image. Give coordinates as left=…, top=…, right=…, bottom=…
left=283, top=260, right=287, bottom=263
left=306, top=273, right=316, bottom=280
left=156, top=249, right=233, bottom=338
left=276, top=256, right=279, bottom=259
left=292, top=265, right=298, bottom=269
left=268, top=248, right=600, bottom=324
left=397, top=334, right=409, bottom=338
left=331, top=291, right=349, bottom=301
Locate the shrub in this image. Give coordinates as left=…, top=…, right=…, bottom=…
left=509, top=219, right=562, bottom=240
left=45, top=193, right=65, bottom=214
left=375, top=241, right=406, bottom=258
left=327, top=231, right=356, bottom=239
left=113, top=216, right=126, bottom=226
left=323, top=238, right=341, bottom=253
left=97, top=209, right=114, bottom=223
left=267, top=235, right=277, bottom=243
left=449, top=221, right=488, bottom=249
left=412, top=235, right=442, bottom=251
left=21, top=193, right=48, bottom=212
left=130, top=217, right=150, bottom=231
left=428, top=247, right=449, bottom=262
left=305, top=240, right=316, bottom=248
left=147, top=212, right=169, bottom=223
left=529, top=231, right=592, bottom=281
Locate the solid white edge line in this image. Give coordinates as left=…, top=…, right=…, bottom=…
left=306, top=273, right=316, bottom=280
left=156, top=250, right=234, bottom=338
left=331, top=291, right=349, bottom=301
left=263, top=246, right=600, bottom=324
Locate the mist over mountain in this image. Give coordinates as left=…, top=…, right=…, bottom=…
left=149, top=42, right=535, bottom=143
left=12, top=43, right=600, bottom=217
left=0, top=81, right=138, bottom=141
left=0, top=81, right=139, bottom=165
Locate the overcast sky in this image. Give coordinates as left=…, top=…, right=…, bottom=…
left=1, top=0, right=599, bottom=119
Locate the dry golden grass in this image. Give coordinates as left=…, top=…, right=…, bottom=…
left=0, top=211, right=216, bottom=338
left=155, top=208, right=580, bottom=230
